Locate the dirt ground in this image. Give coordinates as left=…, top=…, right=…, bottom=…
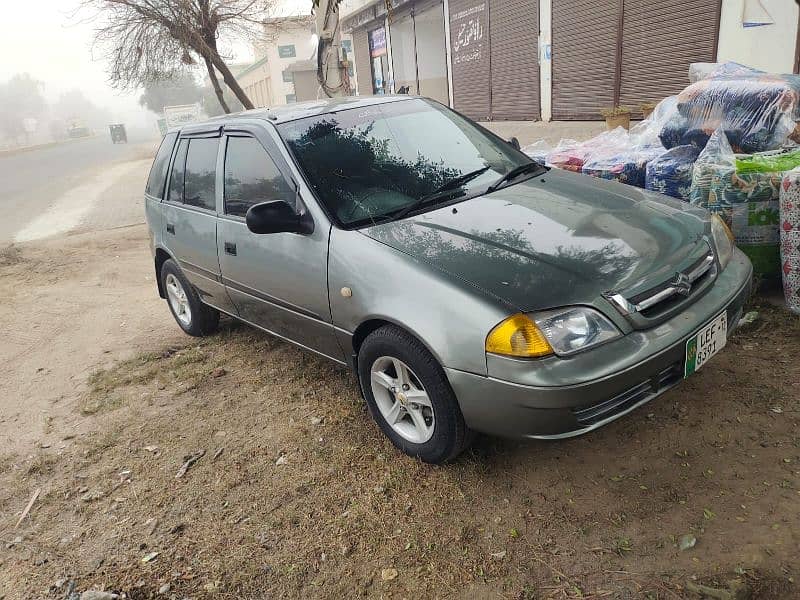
left=0, top=225, right=799, bottom=600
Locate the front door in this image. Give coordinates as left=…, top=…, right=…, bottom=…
left=162, top=132, right=233, bottom=313
left=215, top=128, right=343, bottom=362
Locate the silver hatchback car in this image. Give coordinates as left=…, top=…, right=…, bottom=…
left=145, top=96, right=752, bottom=463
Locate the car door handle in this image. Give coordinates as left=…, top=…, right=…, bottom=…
left=224, top=242, right=237, bottom=256
left=166, top=223, right=175, bottom=235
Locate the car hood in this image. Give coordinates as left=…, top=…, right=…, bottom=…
left=361, top=169, right=710, bottom=312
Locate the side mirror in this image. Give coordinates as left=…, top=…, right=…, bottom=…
left=508, top=136, right=521, bottom=151
left=245, top=200, right=314, bottom=235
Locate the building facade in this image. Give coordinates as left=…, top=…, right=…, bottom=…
left=341, top=0, right=800, bottom=121
left=239, top=15, right=318, bottom=108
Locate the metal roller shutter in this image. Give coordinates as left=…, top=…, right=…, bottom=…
left=448, top=0, right=491, bottom=120
left=619, top=0, right=721, bottom=115
left=489, top=0, right=540, bottom=120
left=552, top=0, right=720, bottom=120
left=552, top=1, right=619, bottom=120
left=353, top=28, right=373, bottom=96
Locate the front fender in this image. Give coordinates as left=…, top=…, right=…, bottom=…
left=328, top=229, right=514, bottom=375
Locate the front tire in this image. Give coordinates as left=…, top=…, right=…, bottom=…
left=160, top=259, right=219, bottom=337
left=357, top=325, right=473, bottom=463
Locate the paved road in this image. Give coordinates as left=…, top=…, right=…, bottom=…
left=0, top=133, right=159, bottom=244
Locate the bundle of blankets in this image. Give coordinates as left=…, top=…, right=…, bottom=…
left=659, top=66, right=800, bottom=154
left=645, top=145, right=701, bottom=199
left=690, top=129, right=800, bottom=282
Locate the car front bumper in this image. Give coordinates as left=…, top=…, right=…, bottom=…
left=446, top=250, right=753, bottom=439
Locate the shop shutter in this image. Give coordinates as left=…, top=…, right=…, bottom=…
left=353, top=28, right=373, bottom=96
left=552, top=1, right=619, bottom=120
left=619, top=0, right=721, bottom=116
left=489, top=0, right=540, bottom=120
left=448, top=0, right=491, bottom=120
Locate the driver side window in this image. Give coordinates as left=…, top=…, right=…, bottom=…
left=224, top=136, right=295, bottom=218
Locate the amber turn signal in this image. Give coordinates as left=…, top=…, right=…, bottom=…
left=485, top=313, right=554, bottom=358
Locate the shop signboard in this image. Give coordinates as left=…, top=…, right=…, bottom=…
left=448, top=0, right=491, bottom=119
left=164, top=104, right=202, bottom=129
left=344, top=5, right=376, bottom=32
left=451, top=2, right=486, bottom=65
left=368, top=27, right=387, bottom=57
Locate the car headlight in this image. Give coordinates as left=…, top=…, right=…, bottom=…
left=532, top=307, right=622, bottom=356
left=711, top=214, right=735, bottom=269
left=486, top=307, right=621, bottom=358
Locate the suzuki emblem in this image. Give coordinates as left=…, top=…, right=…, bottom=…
left=672, top=272, right=692, bottom=297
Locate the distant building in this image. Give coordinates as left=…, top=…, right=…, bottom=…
left=237, top=15, right=318, bottom=107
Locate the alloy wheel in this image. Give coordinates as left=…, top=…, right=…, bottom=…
left=165, top=273, right=192, bottom=327
left=370, top=356, right=435, bottom=444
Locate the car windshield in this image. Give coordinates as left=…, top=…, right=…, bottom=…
left=277, top=98, right=538, bottom=227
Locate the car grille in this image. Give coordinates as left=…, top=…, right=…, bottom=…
left=606, top=244, right=717, bottom=326
left=573, top=361, right=683, bottom=428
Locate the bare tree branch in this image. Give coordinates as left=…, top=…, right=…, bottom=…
left=78, top=0, right=278, bottom=112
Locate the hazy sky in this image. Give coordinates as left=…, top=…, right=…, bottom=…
left=0, top=0, right=309, bottom=125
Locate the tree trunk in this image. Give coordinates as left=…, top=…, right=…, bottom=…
left=207, top=49, right=254, bottom=110
left=203, top=57, right=230, bottom=114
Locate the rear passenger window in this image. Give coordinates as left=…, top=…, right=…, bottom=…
left=184, top=138, right=219, bottom=211
left=146, top=132, right=177, bottom=198
left=224, top=136, right=295, bottom=218
left=167, top=139, right=188, bottom=204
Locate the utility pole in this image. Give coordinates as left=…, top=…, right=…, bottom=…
left=314, top=0, right=348, bottom=97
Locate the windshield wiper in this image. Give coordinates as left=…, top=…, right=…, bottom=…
left=486, top=162, right=544, bottom=193
left=391, top=166, right=490, bottom=221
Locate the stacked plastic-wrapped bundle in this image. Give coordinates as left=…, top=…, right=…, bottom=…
left=546, top=138, right=595, bottom=173
left=579, top=108, right=673, bottom=187
left=521, top=139, right=552, bottom=166
left=645, top=145, right=700, bottom=199
left=543, top=128, right=629, bottom=173
left=780, top=170, right=800, bottom=314
left=689, top=129, right=799, bottom=279
left=689, top=129, right=736, bottom=215
left=660, top=63, right=800, bottom=154
left=582, top=146, right=664, bottom=188
left=524, top=99, right=678, bottom=186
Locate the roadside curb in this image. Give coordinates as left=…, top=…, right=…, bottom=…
left=0, top=135, right=97, bottom=158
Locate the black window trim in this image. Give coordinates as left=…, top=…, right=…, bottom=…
left=163, top=132, right=221, bottom=215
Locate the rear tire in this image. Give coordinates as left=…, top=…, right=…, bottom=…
left=357, top=325, right=473, bottom=463
left=160, top=259, right=219, bottom=337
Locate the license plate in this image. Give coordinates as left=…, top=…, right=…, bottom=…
left=685, top=312, right=728, bottom=378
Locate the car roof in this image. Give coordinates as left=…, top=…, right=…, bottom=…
left=179, top=95, right=416, bottom=134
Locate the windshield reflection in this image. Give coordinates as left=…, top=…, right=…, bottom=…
left=278, top=98, right=531, bottom=227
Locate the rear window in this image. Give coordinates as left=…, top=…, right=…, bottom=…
left=184, top=138, right=219, bottom=211
left=145, top=133, right=177, bottom=198
left=167, top=139, right=189, bottom=203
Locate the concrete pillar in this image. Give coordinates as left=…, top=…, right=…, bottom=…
left=539, top=0, right=552, bottom=121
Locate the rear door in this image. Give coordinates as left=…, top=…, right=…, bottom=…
left=161, top=129, right=233, bottom=313
left=216, top=125, right=343, bottom=362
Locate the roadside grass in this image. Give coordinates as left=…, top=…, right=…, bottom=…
left=80, top=345, right=213, bottom=414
